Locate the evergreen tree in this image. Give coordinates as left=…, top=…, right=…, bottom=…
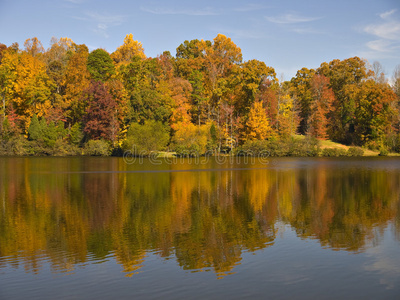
left=28, top=114, right=42, bottom=141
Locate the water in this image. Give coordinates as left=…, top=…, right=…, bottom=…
left=0, top=156, right=399, bottom=299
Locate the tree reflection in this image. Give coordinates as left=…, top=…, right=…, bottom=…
left=0, top=157, right=399, bottom=277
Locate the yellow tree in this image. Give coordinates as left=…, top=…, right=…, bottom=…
left=45, top=37, right=77, bottom=100
left=278, top=94, right=298, bottom=138
left=24, top=37, right=44, bottom=57
left=64, top=45, right=91, bottom=124
left=111, top=33, right=146, bottom=66
left=246, top=101, right=272, bottom=140
left=0, top=49, right=53, bottom=130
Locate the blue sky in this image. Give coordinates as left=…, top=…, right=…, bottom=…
left=0, top=0, right=399, bottom=81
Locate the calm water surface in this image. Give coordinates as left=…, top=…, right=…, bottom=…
left=0, top=156, right=399, bottom=299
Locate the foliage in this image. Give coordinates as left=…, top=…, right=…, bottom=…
left=346, top=147, right=364, bottom=156
left=172, top=122, right=210, bottom=156
left=69, top=122, right=84, bottom=145
left=122, top=120, right=170, bottom=155
left=245, top=101, right=273, bottom=140
left=378, top=147, right=389, bottom=156
left=240, top=136, right=320, bottom=157
left=321, top=148, right=347, bottom=157
left=111, top=33, right=146, bottom=65
left=83, top=81, right=119, bottom=142
left=84, top=139, right=111, bottom=156
left=0, top=35, right=398, bottom=156
left=87, top=49, right=115, bottom=82
left=28, top=114, right=42, bottom=141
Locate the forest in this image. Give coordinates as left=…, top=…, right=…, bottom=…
left=0, top=34, right=399, bottom=156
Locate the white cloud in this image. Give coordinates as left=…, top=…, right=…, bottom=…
left=292, top=27, right=323, bottom=35
left=72, top=12, right=126, bottom=38
left=364, top=22, right=400, bottom=40
left=140, top=6, right=219, bottom=16
left=361, top=8, right=400, bottom=59
left=379, top=9, right=397, bottom=20
left=85, top=12, right=126, bottom=25
left=366, top=39, right=392, bottom=52
left=265, top=13, right=321, bottom=24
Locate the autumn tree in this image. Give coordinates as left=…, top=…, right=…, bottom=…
left=172, top=122, right=210, bottom=156
left=0, top=48, right=53, bottom=130
left=204, top=34, right=242, bottom=121
left=111, top=33, right=146, bottom=66
left=290, top=67, right=316, bottom=134
left=370, top=61, right=386, bottom=84
left=120, top=56, right=174, bottom=124
left=238, top=59, right=277, bottom=117
left=44, top=37, right=77, bottom=104
left=245, top=101, right=272, bottom=140
left=24, top=37, right=44, bottom=57
left=353, top=79, right=397, bottom=146
left=308, top=74, right=335, bottom=139
left=277, top=94, right=298, bottom=138
left=318, top=57, right=371, bottom=144
left=64, top=44, right=91, bottom=124
left=393, top=65, right=400, bottom=100
left=83, top=81, right=119, bottom=142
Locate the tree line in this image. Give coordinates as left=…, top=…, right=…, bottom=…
left=0, top=34, right=399, bottom=156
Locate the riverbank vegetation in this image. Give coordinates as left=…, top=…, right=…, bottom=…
left=1, top=35, right=399, bottom=156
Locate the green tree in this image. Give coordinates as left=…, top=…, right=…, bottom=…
left=87, top=49, right=115, bottom=82
left=290, top=67, right=316, bottom=134
left=69, top=122, right=84, bottom=145
left=28, top=114, right=42, bottom=141
left=123, top=120, right=170, bottom=155
left=318, top=57, right=371, bottom=143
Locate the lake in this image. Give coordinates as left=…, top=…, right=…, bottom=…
left=0, top=156, right=399, bottom=299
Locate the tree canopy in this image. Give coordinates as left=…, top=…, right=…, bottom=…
left=0, top=35, right=399, bottom=155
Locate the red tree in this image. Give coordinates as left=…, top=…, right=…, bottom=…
left=309, top=74, right=335, bottom=139
left=83, top=81, right=118, bottom=142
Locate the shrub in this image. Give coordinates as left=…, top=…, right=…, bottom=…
left=84, top=140, right=111, bottom=156
left=0, top=136, right=29, bottom=156
left=287, top=136, right=320, bottom=157
left=123, top=120, right=170, bottom=156
left=321, top=148, right=347, bottom=157
left=53, top=140, right=81, bottom=156
left=239, top=136, right=320, bottom=157
left=384, top=133, right=400, bottom=153
left=171, top=122, right=209, bottom=156
left=346, top=147, right=364, bottom=156
left=378, top=147, right=389, bottom=156
left=69, top=122, right=84, bottom=146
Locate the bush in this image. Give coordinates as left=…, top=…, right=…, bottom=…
left=53, top=139, right=81, bottom=156
left=287, top=137, right=320, bottom=157
left=384, top=133, right=400, bottom=153
left=238, top=136, right=320, bottom=157
left=321, top=148, right=347, bottom=157
left=171, top=122, right=210, bottom=157
left=240, top=140, right=271, bottom=156
left=84, top=140, right=111, bottom=156
left=0, top=136, right=30, bottom=156
left=123, top=120, right=170, bottom=156
left=379, top=147, right=389, bottom=156
left=346, top=147, right=364, bottom=156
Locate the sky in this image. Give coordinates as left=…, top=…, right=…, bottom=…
left=0, top=0, right=399, bottom=81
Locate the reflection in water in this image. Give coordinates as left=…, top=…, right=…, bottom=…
left=0, top=157, right=399, bottom=279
